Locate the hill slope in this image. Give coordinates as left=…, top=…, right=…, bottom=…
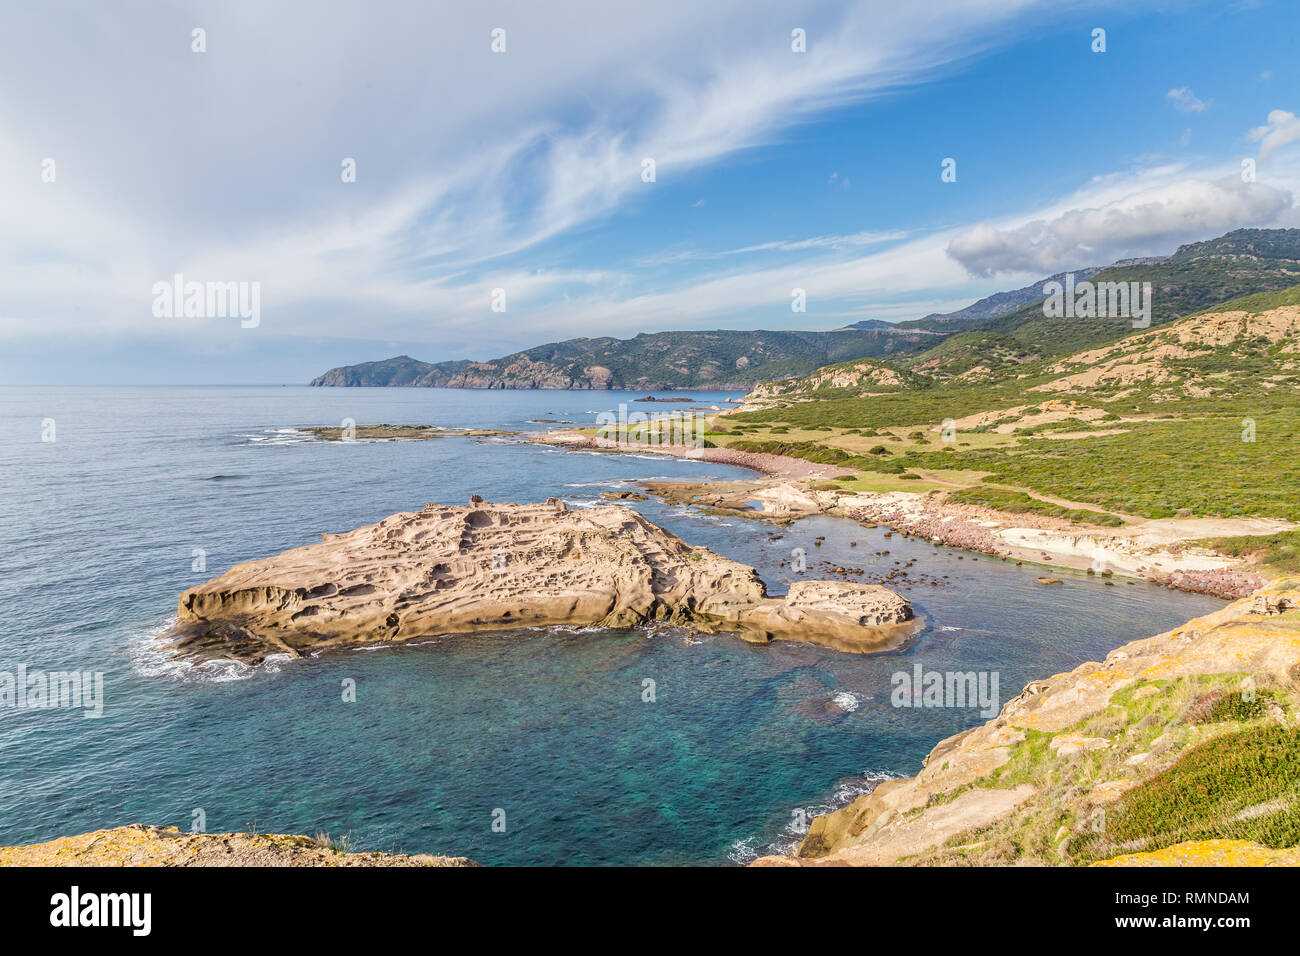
left=311, top=327, right=940, bottom=390
left=720, top=285, right=1300, bottom=525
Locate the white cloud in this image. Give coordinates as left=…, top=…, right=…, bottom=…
left=4, top=0, right=1293, bottom=378
left=0, top=0, right=1071, bottom=348
left=1251, top=109, right=1300, bottom=161
left=945, top=177, right=1293, bottom=277
left=1167, top=87, right=1209, bottom=113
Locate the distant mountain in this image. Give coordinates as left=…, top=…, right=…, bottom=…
left=1169, top=227, right=1300, bottom=262
left=748, top=228, right=1300, bottom=393
left=310, top=327, right=940, bottom=390
left=836, top=318, right=895, bottom=330
left=899, top=268, right=1105, bottom=330
left=312, top=228, right=1300, bottom=391
left=895, top=228, right=1300, bottom=374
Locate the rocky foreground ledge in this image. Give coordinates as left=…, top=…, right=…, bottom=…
left=755, top=578, right=1300, bottom=867
left=161, top=500, right=915, bottom=663
left=0, top=825, right=476, bottom=867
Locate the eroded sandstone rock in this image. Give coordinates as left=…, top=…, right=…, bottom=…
left=161, top=501, right=915, bottom=663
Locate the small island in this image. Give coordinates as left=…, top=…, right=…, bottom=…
left=160, top=499, right=917, bottom=664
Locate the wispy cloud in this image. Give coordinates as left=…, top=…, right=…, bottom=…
left=1251, top=109, right=1300, bottom=161
left=639, top=230, right=908, bottom=265
left=0, top=0, right=1080, bottom=347
left=1166, top=86, right=1210, bottom=113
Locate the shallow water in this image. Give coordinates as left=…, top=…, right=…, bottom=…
left=0, top=386, right=1224, bottom=864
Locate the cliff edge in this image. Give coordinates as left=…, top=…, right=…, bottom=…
left=754, top=578, right=1300, bottom=866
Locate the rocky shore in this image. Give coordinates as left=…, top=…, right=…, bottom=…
left=160, top=499, right=917, bottom=663
left=754, top=577, right=1300, bottom=867
left=0, top=825, right=476, bottom=867
left=532, top=431, right=1278, bottom=600
left=835, top=493, right=1271, bottom=600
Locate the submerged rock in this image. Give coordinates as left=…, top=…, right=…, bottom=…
left=161, top=501, right=915, bottom=664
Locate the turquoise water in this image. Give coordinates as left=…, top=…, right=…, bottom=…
left=0, top=386, right=1224, bottom=865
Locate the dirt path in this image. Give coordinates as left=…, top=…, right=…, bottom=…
left=906, top=470, right=1143, bottom=523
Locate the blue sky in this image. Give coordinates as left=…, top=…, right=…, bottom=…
left=0, top=0, right=1296, bottom=383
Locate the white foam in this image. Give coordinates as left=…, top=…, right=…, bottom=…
left=131, top=618, right=295, bottom=684
left=831, top=691, right=860, bottom=713
left=727, top=770, right=898, bottom=864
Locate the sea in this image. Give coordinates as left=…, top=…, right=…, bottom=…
left=0, top=386, right=1224, bottom=865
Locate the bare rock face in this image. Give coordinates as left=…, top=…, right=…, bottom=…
left=161, top=501, right=915, bottom=663
left=719, top=581, right=915, bottom=653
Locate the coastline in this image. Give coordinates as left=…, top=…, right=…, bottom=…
left=7, top=413, right=1281, bottom=868
left=758, top=577, right=1300, bottom=867
left=532, top=429, right=1274, bottom=600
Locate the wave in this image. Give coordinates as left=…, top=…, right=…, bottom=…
left=237, top=427, right=313, bottom=445
left=726, top=769, right=898, bottom=864
left=831, top=691, right=860, bottom=713
left=560, top=475, right=682, bottom=489
left=131, top=618, right=295, bottom=684
left=557, top=496, right=601, bottom=509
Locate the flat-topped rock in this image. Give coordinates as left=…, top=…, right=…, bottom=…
left=161, top=500, right=915, bottom=663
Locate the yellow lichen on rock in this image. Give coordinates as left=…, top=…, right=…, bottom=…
left=0, top=825, right=477, bottom=867
left=1094, top=839, right=1300, bottom=867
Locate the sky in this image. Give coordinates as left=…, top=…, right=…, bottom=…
left=0, top=0, right=1297, bottom=384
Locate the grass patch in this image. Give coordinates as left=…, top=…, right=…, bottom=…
left=1206, top=282, right=1300, bottom=315
left=1072, top=725, right=1300, bottom=861
left=1193, top=530, right=1300, bottom=573
left=948, top=486, right=1126, bottom=526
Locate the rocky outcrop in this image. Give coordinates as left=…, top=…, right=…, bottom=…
left=161, top=501, right=915, bottom=663
left=0, top=825, right=476, bottom=867
left=755, top=578, right=1300, bottom=867
left=837, top=490, right=1280, bottom=599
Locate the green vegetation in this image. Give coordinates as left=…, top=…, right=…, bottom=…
left=724, top=438, right=909, bottom=474
left=948, top=486, right=1126, bottom=526
left=927, top=410, right=1300, bottom=521
left=1072, top=726, right=1300, bottom=861
left=724, top=238, right=1300, bottom=524
left=1207, top=283, right=1300, bottom=315
left=899, top=669, right=1300, bottom=866
left=1192, top=530, right=1300, bottom=573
